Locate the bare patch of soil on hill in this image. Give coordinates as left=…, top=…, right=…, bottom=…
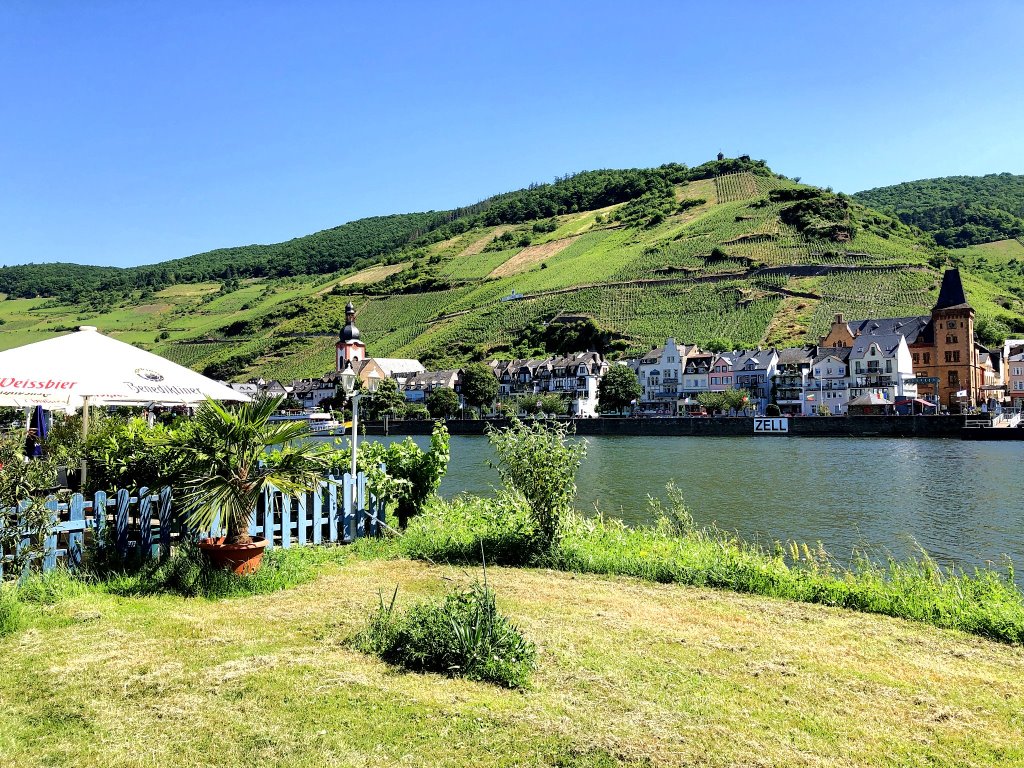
left=487, top=236, right=581, bottom=278
left=457, top=226, right=512, bottom=259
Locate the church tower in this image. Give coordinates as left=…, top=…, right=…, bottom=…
left=931, top=268, right=980, bottom=408
left=336, top=302, right=366, bottom=371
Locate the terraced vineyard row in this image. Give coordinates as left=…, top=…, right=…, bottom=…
left=803, top=269, right=937, bottom=340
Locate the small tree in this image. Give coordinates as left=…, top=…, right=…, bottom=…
left=598, top=365, right=641, bottom=414
left=487, top=419, right=586, bottom=551
left=697, top=391, right=726, bottom=413
left=461, top=363, right=498, bottom=414
left=364, top=378, right=406, bottom=420
left=705, top=337, right=732, bottom=353
left=425, top=387, right=460, bottom=419
left=539, top=394, right=568, bottom=416
left=816, top=403, right=831, bottom=417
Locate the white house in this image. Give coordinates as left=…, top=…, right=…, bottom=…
left=807, top=348, right=851, bottom=415
left=636, top=338, right=695, bottom=415
left=848, top=334, right=918, bottom=406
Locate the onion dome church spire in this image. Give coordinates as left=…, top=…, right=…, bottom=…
left=336, top=301, right=366, bottom=370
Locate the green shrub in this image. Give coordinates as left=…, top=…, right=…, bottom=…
left=355, top=581, right=535, bottom=688
left=487, top=419, right=586, bottom=550
left=400, top=492, right=538, bottom=565
left=765, top=403, right=782, bottom=417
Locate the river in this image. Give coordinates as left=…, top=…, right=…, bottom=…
left=350, top=434, right=1023, bottom=578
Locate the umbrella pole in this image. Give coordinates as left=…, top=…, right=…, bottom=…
left=80, top=396, right=90, bottom=490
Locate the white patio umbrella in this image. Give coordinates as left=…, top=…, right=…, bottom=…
left=0, top=326, right=251, bottom=484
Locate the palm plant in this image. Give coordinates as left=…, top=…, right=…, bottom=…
left=170, top=397, right=330, bottom=545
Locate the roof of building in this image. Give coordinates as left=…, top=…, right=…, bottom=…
left=405, top=370, right=460, bottom=389
left=368, top=358, right=426, bottom=377
left=849, top=333, right=905, bottom=358
left=812, top=346, right=852, bottom=364
left=845, top=316, right=931, bottom=344
left=776, top=347, right=813, bottom=365
left=934, top=268, right=972, bottom=311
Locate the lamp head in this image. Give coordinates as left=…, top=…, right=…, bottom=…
left=366, top=369, right=381, bottom=393
left=340, top=364, right=357, bottom=396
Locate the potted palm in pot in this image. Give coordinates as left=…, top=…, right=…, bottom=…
left=171, top=397, right=329, bottom=574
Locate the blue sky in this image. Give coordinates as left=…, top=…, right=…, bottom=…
left=2, top=1, right=1022, bottom=268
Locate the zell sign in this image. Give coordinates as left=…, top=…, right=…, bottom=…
left=753, top=417, right=788, bottom=433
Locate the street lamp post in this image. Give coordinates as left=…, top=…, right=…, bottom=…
left=339, top=363, right=379, bottom=533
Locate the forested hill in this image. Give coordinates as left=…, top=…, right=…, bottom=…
left=853, top=173, right=1024, bottom=247
left=0, top=157, right=768, bottom=302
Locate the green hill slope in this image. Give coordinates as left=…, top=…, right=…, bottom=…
left=3, top=160, right=1024, bottom=381
left=853, top=173, right=1024, bottom=247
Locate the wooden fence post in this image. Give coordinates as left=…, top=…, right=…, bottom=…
left=297, top=491, right=308, bottom=547
left=327, top=476, right=338, bottom=543
left=69, top=493, right=86, bottom=568
left=158, top=487, right=172, bottom=561
left=115, top=489, right=130, bottom=561
left=312, top=484, right=323, bottom=545
left=280, top=493, right=292, bottom=549
left=262, top=485, right=275, bottom=550
left=138, top=487, right=153, bottom=561
left=40, top=499, right=59, bottom=573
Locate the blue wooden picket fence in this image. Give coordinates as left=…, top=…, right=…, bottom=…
left=0, top=471, right=382, bottom=577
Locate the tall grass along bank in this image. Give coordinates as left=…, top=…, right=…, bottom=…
left=398, top=490, right=1024, bottom=645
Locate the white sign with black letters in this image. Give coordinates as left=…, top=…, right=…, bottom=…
left=753, top=417, right=789, bottom=433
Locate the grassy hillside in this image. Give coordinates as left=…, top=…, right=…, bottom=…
left=2, top=160, right=1024, bottom=381
left=853, top=173, right=1024, bottom=246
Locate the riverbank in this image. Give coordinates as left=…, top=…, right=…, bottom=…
left=2, top=555, right=1022, bottom=767
left=359, top=415, right=981, bottom=438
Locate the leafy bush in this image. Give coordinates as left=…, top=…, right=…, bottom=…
left=355, top=580, right=536, bottom=688
left=402, top=403, right=431, bottom=420
left=400, top=493, right=538, bottom=565
left=487, top=419, right=586, bottom=550
left=84, top=416, right=185, bottom=494
left=0, top=430, right=59, bottom=580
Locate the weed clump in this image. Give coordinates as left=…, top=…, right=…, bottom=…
left=355, top=581, right=535, bottom=688
left=0, top=585, right=22, bottom=638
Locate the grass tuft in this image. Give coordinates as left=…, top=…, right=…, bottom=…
left=354, top=580, right=536, bottom=688
left=0, top=584, right=22, bottom=637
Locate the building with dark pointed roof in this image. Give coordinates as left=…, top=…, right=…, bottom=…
left=819, top=268, right=984, bottom=409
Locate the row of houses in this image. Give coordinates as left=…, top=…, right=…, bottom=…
left=626, top=270, right=1022, bottom=415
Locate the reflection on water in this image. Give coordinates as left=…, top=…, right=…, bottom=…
left=345, top=434, right=1024, bottom=579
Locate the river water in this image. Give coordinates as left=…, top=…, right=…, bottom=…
left=354, top=434, right=1023, bottom=578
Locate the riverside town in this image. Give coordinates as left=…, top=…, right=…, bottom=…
left=3, top=6, right=1024, bottom=766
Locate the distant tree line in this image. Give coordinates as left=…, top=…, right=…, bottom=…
left=853, top=173, right=1024, bottom=247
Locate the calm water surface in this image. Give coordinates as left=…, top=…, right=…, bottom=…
left=359, top=434, right=1023, bottom=577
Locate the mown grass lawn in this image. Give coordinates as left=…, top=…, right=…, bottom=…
left=2, top=556, right=1023, bottom=768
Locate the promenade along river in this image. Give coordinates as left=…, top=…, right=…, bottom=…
left=346, top=434, right=1024, bottom=579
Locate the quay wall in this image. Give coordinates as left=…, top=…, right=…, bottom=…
left=362, top=415, right=970, bottom=438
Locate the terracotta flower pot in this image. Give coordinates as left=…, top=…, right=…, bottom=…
left=198, top=537, right=269, bottom=575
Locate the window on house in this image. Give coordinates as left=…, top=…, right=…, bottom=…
left=885, top=360, right=892, bottom=373
left=945, top=351, right=960, bottom=363
left=946, top=334, right=958, bottom=344
left=923, top=352, right=931, bottom=365
left=948, top=371, right=959, bottom=386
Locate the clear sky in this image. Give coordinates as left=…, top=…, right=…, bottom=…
left=2, top=1, right=1023, bottom=268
